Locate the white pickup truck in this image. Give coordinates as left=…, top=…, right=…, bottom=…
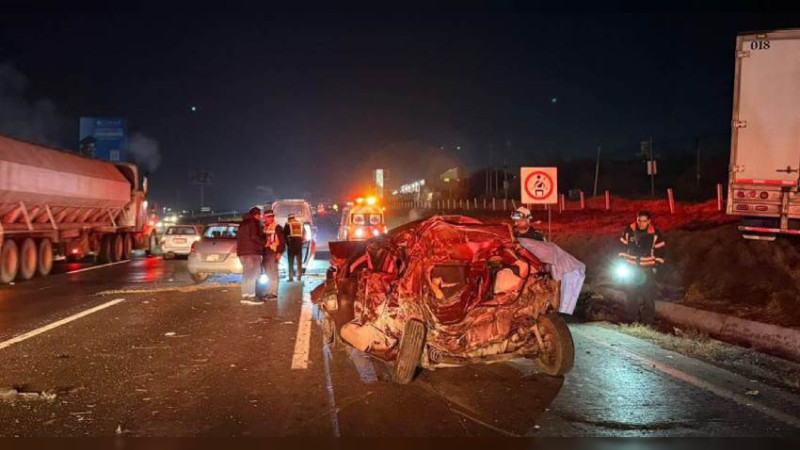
left=727, top=29, right=800, bottom=240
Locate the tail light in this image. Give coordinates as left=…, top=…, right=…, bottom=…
left=190, top=243, right=197, bottom=253
left=160, top=238, right=166, bottom=245
left=760, top=192, right=769, bottom=200
left=736, top=191, right=745, bottom=198
left=736, top=204, right=749, bottom=211
left=755, top=205, right=769, bottom=212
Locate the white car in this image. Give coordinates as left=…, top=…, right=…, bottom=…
left=161, top=225, right=203, bottom=258
left=270, top=199, right=317, bottom=266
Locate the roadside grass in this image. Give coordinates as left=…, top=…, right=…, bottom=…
left=617, top=323, right=800, bottom=393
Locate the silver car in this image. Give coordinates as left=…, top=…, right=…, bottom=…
left=187, top=223, right=242, bottom=283
left=161, top=225, right=203, bottom=258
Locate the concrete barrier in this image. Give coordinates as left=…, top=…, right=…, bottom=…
left=656, top=301, right=800, bottom=363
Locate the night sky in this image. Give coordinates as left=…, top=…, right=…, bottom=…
left=1, top=13, right=799, bottom=210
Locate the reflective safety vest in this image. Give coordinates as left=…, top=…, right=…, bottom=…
left=265, top=223, right=280, bottom=252
left=619, top=222, right=666, bottom=266
left=287, top=220, right=303, bottom=239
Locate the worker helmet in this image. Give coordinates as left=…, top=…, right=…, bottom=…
left=511, top=206, right=532, bottom=220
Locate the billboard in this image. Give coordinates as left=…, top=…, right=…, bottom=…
left=79, top=117, right=128, bottom=162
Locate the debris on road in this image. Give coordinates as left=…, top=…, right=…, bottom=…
left=0, top=388, right=57, bottom=403
left=164, top=332, right=177, bottom=337
left=746, top=389, right=760, bottom=396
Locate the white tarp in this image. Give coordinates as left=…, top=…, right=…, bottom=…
left=518, top=238, right=585, bottom=315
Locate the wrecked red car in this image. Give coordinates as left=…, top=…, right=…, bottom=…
left=312, top=215, right=575, bottom=384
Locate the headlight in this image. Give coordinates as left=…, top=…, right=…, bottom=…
left=372, top=229, right=380, bottom=237
left=258, top=274, right=269, bottom=284
left=613, top=263, right=633, bottom=281
left=354, top=227, right=365, bottom=238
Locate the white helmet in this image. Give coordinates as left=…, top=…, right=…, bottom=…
left=511, top=206, right=531, bottom=219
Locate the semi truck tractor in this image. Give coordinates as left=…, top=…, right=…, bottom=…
left=0, top=134, right=158, bottom=283
left=727, top=29, right=800, bottom=240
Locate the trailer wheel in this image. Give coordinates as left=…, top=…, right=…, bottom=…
left=1, top=239, right=19, bottom=284
left=393, top=319, right=426, bottom=384
left=37, top=238, right=53, bottom=277
left=17, top=238, right=38, bottom=281
left=122, top=234, right=133, bottom=260
left=533, top=312, right=575, bottom=376
left=108, top=234, right=123, bottom=262
left=98, top=235, right=112, bottom=263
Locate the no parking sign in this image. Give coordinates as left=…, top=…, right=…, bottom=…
left=521, top=167, right=558, bottom=204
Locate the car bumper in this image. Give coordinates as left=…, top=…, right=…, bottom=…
left=187, top=254, right=243, bottom=274
left=163, top=245, right=193, bottom=255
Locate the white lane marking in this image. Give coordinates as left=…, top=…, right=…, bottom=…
left=0, top=298, right=126, bottom=351
left=291, top=291, right=314, bottom=369
left=66, top=260, right=130, bottom=274
left=579, top=329, right=800, bottom=430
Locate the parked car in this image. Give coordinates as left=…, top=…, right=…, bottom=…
left=312, top=215, right=578, bottom=384
left=161, top=225, right=203, bottom=259
left=187, top=223, right=241, bottom=283
left=271, top=199, right=316, bottom=267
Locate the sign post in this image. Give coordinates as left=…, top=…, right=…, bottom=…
left=191, top=171, right=214, bottom=211
left=521, top=167, right=558, bottom=241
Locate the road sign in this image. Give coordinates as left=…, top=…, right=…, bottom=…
left=647, top=160, right=658, bottom=175
left=521, top=167, right=558, bottom=204
left=191, top=171, right=214, bottom=185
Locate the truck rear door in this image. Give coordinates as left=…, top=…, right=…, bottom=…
left=732, top=31, right=800, bottom=186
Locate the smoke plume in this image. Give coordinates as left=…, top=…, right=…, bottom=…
left=129, top=132, right=162, bottom=173
left=0, top=63, right=70, bottom=146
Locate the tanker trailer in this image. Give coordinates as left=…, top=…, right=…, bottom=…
left=0, top=134, right=157, bottom=283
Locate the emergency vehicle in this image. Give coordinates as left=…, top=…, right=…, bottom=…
left=337, top=196, right=386, bottom=241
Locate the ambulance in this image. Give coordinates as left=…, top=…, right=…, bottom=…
left=337, top=196, right=386, bottom=241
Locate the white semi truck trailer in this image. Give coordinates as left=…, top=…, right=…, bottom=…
left=0, top=134, right=158, bottom=283
left=727, top=29, right=800, bottom=240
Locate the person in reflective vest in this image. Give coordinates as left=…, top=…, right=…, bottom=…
left=285, top=214, right=306, bottom=282
left=618, top=211, right=666, bottom=324
left=262, top=210, right=285, bottom=299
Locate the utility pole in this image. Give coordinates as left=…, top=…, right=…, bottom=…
left=593, top=145, right=601, bottom=197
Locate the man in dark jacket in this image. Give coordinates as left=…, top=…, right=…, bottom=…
left=262, top=209, right=286, bottom=299
left=618, top=211, right=666, bottom=324
left=237, top=207, right=265, bottom=303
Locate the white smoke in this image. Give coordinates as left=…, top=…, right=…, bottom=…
left=129, top=132, right=161, bottom=173
left=0, top=63, right=70, bottom=146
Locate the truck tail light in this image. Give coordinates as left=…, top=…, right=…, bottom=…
left=760, top=191, right=769, bottom=200
left=736, top=191, right=745, bottom=198
left=755, top=205, right=769, bottom=212
left=190, top=243, right=197, bottom=254
left=736, top=204, right=749, bottom=211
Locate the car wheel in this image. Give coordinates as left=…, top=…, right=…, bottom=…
left=393, top=319, right=426, bottom=384
left=533, top=312, right=575, bottom=376
left=322, top=314, right=341, bottom=349
left=163, top=252, right=175, bottom=260
left=191, top=272, right=209, bottom=284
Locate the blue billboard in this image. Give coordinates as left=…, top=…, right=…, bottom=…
left=78, top=117, right=128, bottom=162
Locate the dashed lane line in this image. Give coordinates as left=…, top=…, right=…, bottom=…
left=0, top=298, right=126, bottom=351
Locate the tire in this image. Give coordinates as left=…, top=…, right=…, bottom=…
left=110, top=234, right=124, bottom=262
left=191, top=272, right=209, bottom=284
left=17, top=238, right=38, bottom=281
left=37, top=238, right=53, bottom=277
left=122, top=234, right=133, bottom=260
left=393, top=319, right=426, bottom=384
left=163, top=252, right=175, bottom=260
left=534, top=312, right=575, bottom=376
left=98, top=235, right=112, bottom=263
left=322, top=314, right=341, bottom=349
left=1, top=239, right=19, bottom=284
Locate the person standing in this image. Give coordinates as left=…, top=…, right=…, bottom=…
left=285, top=213, right=306, bottom=282
left=262, top=210, right=286, bottom=299
left=618, top=211, right=666, bottom=324
left=236, top=207, right=265, bottom=304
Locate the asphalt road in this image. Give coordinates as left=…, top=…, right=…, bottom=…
left=1, top=253, right=800, bottom=436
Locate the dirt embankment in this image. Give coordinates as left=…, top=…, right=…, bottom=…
left=390, top=198, right=800, bottom=328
